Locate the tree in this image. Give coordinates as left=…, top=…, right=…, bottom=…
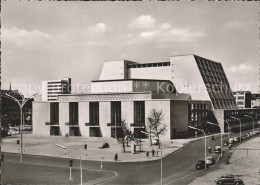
left=146, top=109, right=167, bottom=148
left=117, top=120, right=135, bottom=152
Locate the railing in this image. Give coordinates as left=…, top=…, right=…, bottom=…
left=65, top=122, right=79, bottom=126
left=45, top=122, right=59, bottom=125
left=130, top=123, right=145, bottom=127
left=107, top=123, right=122, bottom=127
left=85, top=122, right=99, bottom=126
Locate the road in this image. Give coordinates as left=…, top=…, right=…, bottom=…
left=2, top=129, right=258, bottom=185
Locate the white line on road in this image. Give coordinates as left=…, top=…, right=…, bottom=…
left=165, top=170, right=204, bottom=185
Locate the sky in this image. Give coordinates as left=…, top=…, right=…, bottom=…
left=2, top=1, right=259, bottom=96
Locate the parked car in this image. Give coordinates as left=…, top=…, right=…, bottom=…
left=206, top=156, right=215, bottom=165
left=228, top=138, right=234, bottom=144
left=224, top=141, right=229, bottom=146
left=249, top=132, right=254, bottom=137
left=98, top=142, right=109, bottom=149
left=215, top=174, right=244, bottom=185
left=195, top=160, right=208, bottom=170
left=152, top=139, right=159, bottom=145
left=233, top=137, right=239, bottom=142
left=214, top=146, right=222, bottom=154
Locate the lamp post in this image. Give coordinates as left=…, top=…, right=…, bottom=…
left=55, top=144, right=83, bottom=185
left=244, top=115, right=254, bottom=133
left=207, top=122, right=222, bottom=158
left=3, top=92, right=38, bottom=162
left=114, top=113, right=117, bottom=154
left=230, top=116, right=241, bottom=139
left=188, top=126, right=207, bottom=171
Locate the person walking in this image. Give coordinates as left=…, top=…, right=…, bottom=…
left=152, top=149, right=155, bottom=157
left=208, top=146, right=211, bottom=153
left=146, top=151, right=149, bottom=158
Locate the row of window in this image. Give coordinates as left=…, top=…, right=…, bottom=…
left=50, top=101, right=145, bottom=125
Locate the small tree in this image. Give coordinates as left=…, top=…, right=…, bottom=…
left=146, top=109, right=167, bottom=148
left=117, top=120, right=135, bottom=152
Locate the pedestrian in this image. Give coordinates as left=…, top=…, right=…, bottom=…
left=208, top=146, right=211, bottom=153
left=156, top=150, right=159, bottom=157
left=152, top=149, right=155, bottom=157
left=114, top=153, right=118, bottom=161
left=146, top=151, right=149, bottom=158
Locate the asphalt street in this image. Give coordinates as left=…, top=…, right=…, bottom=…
left=2, top=129, right=258, bottom=185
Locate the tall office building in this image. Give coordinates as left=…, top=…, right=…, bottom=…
left=42, top=78, right=71, bottom=101
left=233, top=91, right=252, bottom=109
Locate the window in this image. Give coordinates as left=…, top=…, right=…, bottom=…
left=69, top=102, right=78, bottom=124
left=134, top=101, right=145, bottom=125
left=50, top=103, right=59, bottom=124
left=111, top=101, right=121, bottom=124
left=89, top=102, right=99, bottom=124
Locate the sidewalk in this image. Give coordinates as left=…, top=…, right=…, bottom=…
left=2, top=134, right=190, bottom=162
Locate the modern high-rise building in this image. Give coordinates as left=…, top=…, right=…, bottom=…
left=42, top=78, right=71, bottom=102
left=233, top=91, right=252, bottom=109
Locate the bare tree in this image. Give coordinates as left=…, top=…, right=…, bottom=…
left=117, top=120, right=135, bottom=152
left=146, top=109, right=167, bottom=148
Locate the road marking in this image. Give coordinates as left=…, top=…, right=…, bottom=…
left=165, top=170, right=204, bottom=185
left=4, top=159, right=118, bottom=184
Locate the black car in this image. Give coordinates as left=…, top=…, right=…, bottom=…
left=98, top=142, right=109, bottom=149
left=195, top=160, right=208, bottom=170
left=215, top=174, right=244, bottom=185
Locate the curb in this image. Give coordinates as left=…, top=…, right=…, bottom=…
left=3, top=146, right=184, bottom=163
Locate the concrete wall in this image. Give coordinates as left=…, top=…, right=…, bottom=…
left=99, top=102, right=111, bottom=137
left=145, top=100, right=171, bottom=140
left=170, top=101, right=188, bottom=138
left=32, top=102, right=50, bottom=135
left=121, top=101, right=134, bottom=130
left=41, top=81, right=48, bottom=102
left=170, top=55, right=211, bottom=101
left=213, top=109, right=225, bottom=133
left=99, top=60, right=127, bottom=80
left=129, top=66, right=172, bottom=81
left=91, top=81, right=133, bottom=93
left=59, top=103, right=69, bottom=136
left=79, top=102, right=89, bottom=137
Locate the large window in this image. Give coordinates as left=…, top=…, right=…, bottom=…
left=134, top=101, right=145, bottom=125
left=69, top=102, right=78, bottom=124
left=111, top=101, right=121, bottom=124
left=89, top=102, right=99, bottom=125
left=50, top=103, right=59, bottom=124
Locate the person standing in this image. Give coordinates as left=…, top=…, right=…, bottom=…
left=114, top=153, right=118, bottom=161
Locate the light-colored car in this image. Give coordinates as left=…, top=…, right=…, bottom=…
left=214, top=146, right=221, bottom=154
left=152, top=139, right=159, bottom=145
left=228, top=138, right=234, bottom=144
left=233, top=137, right=239, bottom=142
left=206, top=156, right=215, bottom=165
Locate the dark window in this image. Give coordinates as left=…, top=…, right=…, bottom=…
left=134, top=101, right=145, bottom=125
left=69, top=102, right=78, bottom=124
left=50, top=103, right=59, bottom=124
left=89, top=102, right=99, bottom=124
left=111, top=102, right=121, bottom=124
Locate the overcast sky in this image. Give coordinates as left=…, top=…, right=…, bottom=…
left=2, top=1, right=259, bottom=95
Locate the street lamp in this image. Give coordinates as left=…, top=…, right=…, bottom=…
left=55, top=144, right=83, bottom=185
left=244, top=115, right=254, bottom=133
left=207, top=122, right=222, bottom=158
left=188, top=126, right=207, bottom=171
left=230, top=116, right=241, bottom=139
left=2, top=92, right=38, bottom=162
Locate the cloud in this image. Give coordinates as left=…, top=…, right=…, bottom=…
left=2, top=26, right=52, bottom=48
left=88, top=23, right=106, bottom=34
left=129, top=15, right=156, bottom=29
left=225, top=20, right=245, bottom=29
left=126, top=22, right=204, bottom=46
left=230, top=63, right=254, bottom=72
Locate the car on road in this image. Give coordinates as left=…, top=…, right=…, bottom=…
left=228, top=138, right=234, bottom=144
left=249, top=132, right=254, bottom=137
left=215, top=174, right=244, bottom=185
left=206, top=156, right=215, bottom=165
left=224, top=141, right=229, bottom=146
left=214, top=146, right=222, bottom=154
left=195, top=160, right=208, bottom=170
left=152, top=139, right=159, bottom=145
left=98, top=142, right=109, bottom=149
left=233, top=137, right=239, bottom=142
